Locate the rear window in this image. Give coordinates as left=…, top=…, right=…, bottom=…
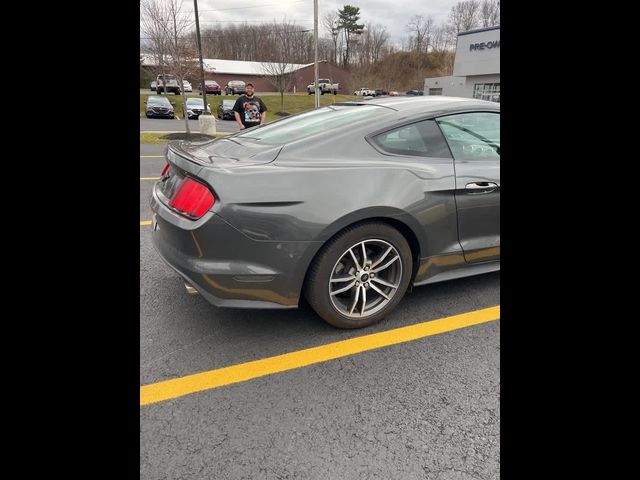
left=371, top=120, right=452, bottom=158
left=234, top=104, right=386, bottom=145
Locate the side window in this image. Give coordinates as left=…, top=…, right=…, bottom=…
left=436, top=112, right=500, bottom=161
left=371, top=120, right=452, bottom=158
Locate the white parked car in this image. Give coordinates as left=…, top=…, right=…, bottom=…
left=182, top=80, right=192, bottom=92
left=354, top=87, right=374, bottom=96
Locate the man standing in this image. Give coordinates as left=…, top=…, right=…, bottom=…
left=232, top=83, right=267, bottom=129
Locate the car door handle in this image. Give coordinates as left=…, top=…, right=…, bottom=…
left=465, top=182, right=498, bottom=194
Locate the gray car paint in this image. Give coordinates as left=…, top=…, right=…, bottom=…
left=150, top=96, right=499, bottom=308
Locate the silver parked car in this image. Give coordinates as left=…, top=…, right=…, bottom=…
left=150, top=96, right=500, bottom=328
left=184, top=97, right=211, bottom=119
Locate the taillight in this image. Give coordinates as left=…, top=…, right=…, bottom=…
left=168, top=177, right=215, bottom=219
left=160, top=162, right=170, bottom=177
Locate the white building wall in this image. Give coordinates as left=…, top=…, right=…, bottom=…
left=424, top=27, right=500, bottom=100
left=453, top=27, right=500, bottom=77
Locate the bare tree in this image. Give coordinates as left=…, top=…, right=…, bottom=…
left=447, top=0, right=481, bottom=46
left=480, top=0, right=500, bottom=27
left=322, top=12, right=340, bottom=64
left=141, top=0, right=170, bottom=89
left=261, top=22, right=300, bottom=114
left=141, top=0, right=198, bottom=134
left=430, top=25, right=451, bottom=52
left=369, top=24, right=389, bottom=64
left=406, top=14, right=434, bottom=53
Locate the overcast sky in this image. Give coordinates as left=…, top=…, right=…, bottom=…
left=166, top=0, right=460, bottom=47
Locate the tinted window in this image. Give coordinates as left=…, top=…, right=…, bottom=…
left=371, top=120, right=452, bottom=158
left=436, top=112, right=500, bottom=161
left=234, top=104, right=386, bottom=145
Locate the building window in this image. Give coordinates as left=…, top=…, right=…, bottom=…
left=429, top=88, right=443, bottom=96
left=473, top=83, right=500, bottom=103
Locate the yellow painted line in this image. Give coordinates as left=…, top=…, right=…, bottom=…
left=140, top=177, right=160, bottom=180
left=140, top=221, right=152, bottom=226
left=140, top=305, right=500, bottom=406
left=140, top=155, right=165, bottom=158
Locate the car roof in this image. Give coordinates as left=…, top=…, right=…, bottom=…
left=340, top=96, right=499, bottom=115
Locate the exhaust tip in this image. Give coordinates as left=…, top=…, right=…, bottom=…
left=184, top=283, right=199, bottom=295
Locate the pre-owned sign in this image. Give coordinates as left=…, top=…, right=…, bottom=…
left=470, top=40, right=500, bottom=51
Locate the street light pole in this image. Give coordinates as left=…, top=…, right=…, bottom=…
left=193, top=0, right=210, bottom=114
left=314, top=0, right=319, bottom=108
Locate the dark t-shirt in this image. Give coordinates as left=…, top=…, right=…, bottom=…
left=232, top=95, right=267, bottom=127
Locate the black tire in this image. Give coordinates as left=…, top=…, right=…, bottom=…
left=304, top=222, right=412, bottom=329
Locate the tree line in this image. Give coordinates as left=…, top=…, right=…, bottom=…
left=141, top=0, right=500, bottom=92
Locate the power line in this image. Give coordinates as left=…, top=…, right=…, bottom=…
left=197, top=20, right=312, bottom=24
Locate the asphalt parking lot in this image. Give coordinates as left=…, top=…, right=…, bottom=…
left=140, top=143, right=500, bottom=479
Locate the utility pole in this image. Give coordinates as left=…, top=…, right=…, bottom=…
left=314, top=0, right=319, bottom=108
left=194, top=0, right=209, bottom=114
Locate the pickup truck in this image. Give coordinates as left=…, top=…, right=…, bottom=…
left=353, top=87, right=375, bottom=96
left=307, top=79, right=339, bottom=95
left=156, top=74, right=181, bottom=95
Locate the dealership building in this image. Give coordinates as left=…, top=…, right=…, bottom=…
left=424, top=26, right=499, bottom=102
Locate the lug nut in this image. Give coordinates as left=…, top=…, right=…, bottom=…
left=370, top=273, right=375, bottom=278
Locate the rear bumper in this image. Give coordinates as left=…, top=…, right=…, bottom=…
left=150, top=185, right=321, bottom=309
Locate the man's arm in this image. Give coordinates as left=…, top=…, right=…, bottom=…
left=259, top=98, right=267, bottom=125
left=234, top=111, right=244, bottom=129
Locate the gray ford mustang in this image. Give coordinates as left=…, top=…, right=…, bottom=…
left=150, top=96, right=500, bottom=328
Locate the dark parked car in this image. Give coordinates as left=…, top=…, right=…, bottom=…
left=184, top=98, right=211, bottom=119
left=199, top=80, right=221, bottom=95
left=144, top=95, right=175, bottom=119
left=224, top=80, right=246, bottom=95
left=373, top=88, right=388, bottom=96
left=150, top=96, right=500, bottom=328
left=217, top=99, right=236, bottom=120
left=406, top=90, right=424, bottom=96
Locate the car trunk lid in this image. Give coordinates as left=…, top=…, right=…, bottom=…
left=169, top=138, right=283, bottom=168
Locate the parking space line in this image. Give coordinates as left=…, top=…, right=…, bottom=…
left=140, top=221, right=152, bottom=226
left=140, top=305, right=500, bottom=406
left=141, top=177, right=160, bottom=180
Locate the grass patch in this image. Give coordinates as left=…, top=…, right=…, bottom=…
left=140, top=132, right=226, bottom=144
left=141, top=92, right=360, bottom=123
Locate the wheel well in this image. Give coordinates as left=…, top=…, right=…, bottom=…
left=299, top=217, right=421, bottom=306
